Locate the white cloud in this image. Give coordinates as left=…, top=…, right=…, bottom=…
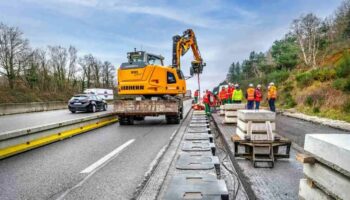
left=2, top=0, right=342, bottom=93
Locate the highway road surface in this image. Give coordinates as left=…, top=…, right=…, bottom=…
left=0, top=101, right=191, bottom=200
left=276, top=114, right=348, bottom=147
left=0, top=105, right=114, bottom=133
left=0, top=103, right=349, bottom=200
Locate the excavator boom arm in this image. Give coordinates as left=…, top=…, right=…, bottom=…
left=172, top=29, right=205, bottom=75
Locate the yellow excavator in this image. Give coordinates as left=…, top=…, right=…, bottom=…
left=115, top=29, right=205, bottom=125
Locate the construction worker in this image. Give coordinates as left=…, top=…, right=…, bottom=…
left=219, top=86, right=227, bottom=105
left=226, top=83, right=234, bottom=104
left=246, top=83, right=255, bottom=110
left=255, top=84, right=263, bottom=110
left=267, top=82, right=277, bottom=112
left=194, top=89, right=199, bottom=103
left=203, top=90, right=211, bottom=115
left=232, top=84, right=243, bottom=103
left=209, top=90, right=217, bottom=112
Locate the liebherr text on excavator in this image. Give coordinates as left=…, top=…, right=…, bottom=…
left=114, top=29, right=205, bottom=125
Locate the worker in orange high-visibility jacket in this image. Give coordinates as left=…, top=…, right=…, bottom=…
left=226, top=84, right=234, bottom=104
left=267, top=82, right=277, bottom=112
left=194, top=90, right=199, bottom=103
left=203, top=90, right=211, bottom=115
left=245, top=83, right=255, bottom=110
left=219, top=86, right=228, bottom=105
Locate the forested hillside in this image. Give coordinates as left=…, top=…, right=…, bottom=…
left=0, top=23, right=115, bottom=103
left=219, top=0, right=350, bottom=122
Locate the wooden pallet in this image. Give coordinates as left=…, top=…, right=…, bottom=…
left=231, top=134, right=291, bottom=168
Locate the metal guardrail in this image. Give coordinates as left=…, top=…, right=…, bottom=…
left=0, top=113, right=118, bottom=159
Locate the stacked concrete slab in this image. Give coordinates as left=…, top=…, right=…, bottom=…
left=219, top=105, right=225, bottom=116
left=236, top=110, right=276, bottom=140
left=223, top=104, right=245, bottom=124
left=163, top=111, right=229, bottom=199
left=299, top=134, right=350, bottom=200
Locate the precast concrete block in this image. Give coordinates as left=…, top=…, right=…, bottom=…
left=176, top=153, right=220, bottom=171
left=191, top=119, right=209, bottom=124
left=236, top=128, right=273, bottom=140
left=303, top=162, right=350, bottom=199
left=237, top=110, right=275, bottom=122
left=299, top=179, right=331, bottom=200
left=192, top=116, right=207, bottom=120
left=223, top=116, right=237, bottom=124
left=188, top=127, right=211, bottom=134
left=237, top=119, right=275, bottom=132
left=304, top=134, right=350, bottom=174
left=189, top=123, right=209, bottom=128
left=182, top=141, right=216, bottom=155
left=224, top=103, right=245, bottom=111
left=219, top=105, right=225, bottom=116
left=236, top=128, right=247, bottom=140
left=184, top=133, right=213, bottom=142
left=163, top=173, right=229, bottom=200
left=193, top=111, right=206, bottom=115
left=225, top=111, right=237, bottom=117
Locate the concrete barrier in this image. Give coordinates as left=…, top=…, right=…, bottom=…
left=0, top=101, right=67, bottom=115
left=0, top=112, right=118, bottom=159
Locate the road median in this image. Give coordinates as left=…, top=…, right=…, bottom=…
left=0, top=112, right=118, bottom=159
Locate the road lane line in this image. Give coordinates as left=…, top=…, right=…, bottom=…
left=56, top=139, right=135, bottom=200
left=80, top=139, right=135, bottom=174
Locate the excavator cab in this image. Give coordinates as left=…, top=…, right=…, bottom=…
left=118, top=50, right=186, bottom=96
left=121, top=51, right=164, bottom=69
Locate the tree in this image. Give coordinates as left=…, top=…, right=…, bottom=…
left=292, top=13, right=322, bottom=68
left=334, top=0, right=350, bottom=39
left=235, top=62, right=241, bottom=81
left=226, top=62, right=235, bottom=82
left=271, top=35, right=299, bottom=70
left=79, top=54, right=94, bottom=90
left=67, top=46, right=77, bottom=83
left=0, top=23, right=30, bottom=88
left=92, top=59, right=101, bottom=88
left=101, top=61, right=114, bottom=88
left=48, top=45, right=68, bottom=90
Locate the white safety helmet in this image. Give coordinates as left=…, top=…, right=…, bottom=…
left=257, top=84, right=261, bottom=88
left=269, top=82, right=275, bottom=86
left=234, top=84, right=239, bottom=88
left=249, top=83, right=254, bottom=87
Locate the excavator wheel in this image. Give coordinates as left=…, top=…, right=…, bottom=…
left=134, top=116, right=145, bottom=121
left=166, top=114, right=180, bottom=124
left=119, top=116, right=134, bottom=125
left=128, top=117, right=134, bottom=125
left=119, top=117, right=128, bottom=125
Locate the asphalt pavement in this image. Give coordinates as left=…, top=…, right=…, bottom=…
left=276, top=114, right=349, bottom=147
left=0, top=101, right=192, bottom=200
left=0, top=105, right=114, bottom=133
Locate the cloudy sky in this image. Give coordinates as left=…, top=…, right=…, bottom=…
left=0, top=0, right=344, bottom=92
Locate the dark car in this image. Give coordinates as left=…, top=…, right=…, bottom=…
left=68, top=94, right=107, bottom=113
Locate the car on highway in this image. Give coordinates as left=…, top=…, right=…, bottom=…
left=68, top=94, right=107, bottom=113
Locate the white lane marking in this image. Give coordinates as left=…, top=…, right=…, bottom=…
left=80, top=139, right=135, bottom=174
